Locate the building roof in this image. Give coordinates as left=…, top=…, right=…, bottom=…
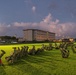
left=23, top=29, right=55, bottom=34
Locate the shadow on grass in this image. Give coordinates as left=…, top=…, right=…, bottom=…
left=9, top=51, right=62, bottom=75
left=13, top=61, right=53, bottom=75
left=7, top=51, right=58, bottom=75
left=12, top=59, right=56, bottom=75
left=5, top=50, right=70, bottom=75
left=0, top=66, right=7, bottom=75
left=11, top=50, right=68, bottom=65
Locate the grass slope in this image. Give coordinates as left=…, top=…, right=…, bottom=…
left=0, top=43, right=76, bottom=75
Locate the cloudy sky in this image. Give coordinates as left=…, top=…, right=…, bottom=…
left=0, top=0, right=76, bottom=38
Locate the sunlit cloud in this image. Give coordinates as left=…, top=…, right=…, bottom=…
left=13, top=13, right=76, bottom=38
left=0, top=13, right=76, bottom=38
left=24, top=0, right=36, bottom=13
left=32, top=6, right=36, bottom=13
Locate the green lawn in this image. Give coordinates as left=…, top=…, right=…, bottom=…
left=0, top=43, right=76, bottom=75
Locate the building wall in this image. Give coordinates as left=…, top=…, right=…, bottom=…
left=23, top=29, right=55, bottom=41
left=47, top=32, right=55, bottom=40
left=23, top=30, right=33, bottom=41
left=34, top=30, right=47, bottom=41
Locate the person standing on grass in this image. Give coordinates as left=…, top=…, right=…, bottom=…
left=0, top=50, right=6, bottom=66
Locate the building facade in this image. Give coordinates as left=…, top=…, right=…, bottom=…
left=23, top=29, right=55, bottom=41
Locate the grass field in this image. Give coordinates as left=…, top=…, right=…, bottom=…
left=0, top=43, right=76, bottom=75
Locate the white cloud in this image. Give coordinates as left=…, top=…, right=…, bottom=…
left=43, top=13, right=52, bottom=23
left=32, top=6, right=36, bottom=12
left=0, top=13, right=76, bottom=38
left=0, top=23, right=11, bottom=36
left=13, top=13, right=76, bottom=38
left=0, top=23, right=10, bottom=32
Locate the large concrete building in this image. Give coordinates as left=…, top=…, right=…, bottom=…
left=23, top=29, right=55, bottom=41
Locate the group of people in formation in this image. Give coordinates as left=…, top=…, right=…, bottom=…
left=0, top=42, right=75, bottom=66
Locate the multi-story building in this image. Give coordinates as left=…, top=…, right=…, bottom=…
left=23, top=29, right=55, bottom=41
